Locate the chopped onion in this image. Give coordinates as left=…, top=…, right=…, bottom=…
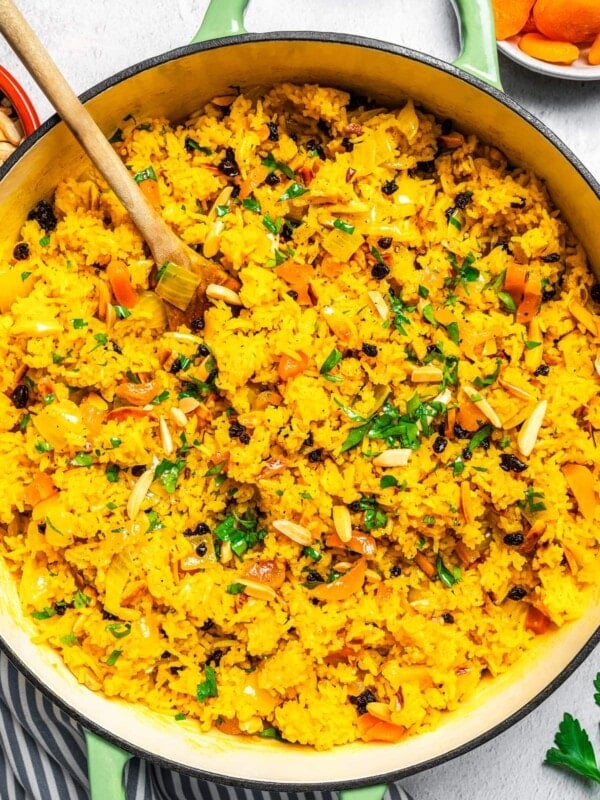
left=132, top=290, right=168, bottom=330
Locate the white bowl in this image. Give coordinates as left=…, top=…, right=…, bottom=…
left=499, top=37, right=600, bottom=80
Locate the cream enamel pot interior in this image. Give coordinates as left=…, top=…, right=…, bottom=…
left=0, top=1, right=599, bottom=799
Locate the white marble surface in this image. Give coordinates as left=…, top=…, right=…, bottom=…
left=1, top=2, right=599, bottom=799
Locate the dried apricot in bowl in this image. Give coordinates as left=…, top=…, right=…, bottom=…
left=519, top=32, right=580, bottom=64
left=492, top=0, right=535, bottom=41
left=533, top=0, right=600, bottom=43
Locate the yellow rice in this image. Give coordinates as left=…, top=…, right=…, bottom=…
left=0, top=83, right=599, bottom=750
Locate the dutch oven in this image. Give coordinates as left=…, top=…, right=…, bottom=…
left=0, top=1, right=598, bottom=799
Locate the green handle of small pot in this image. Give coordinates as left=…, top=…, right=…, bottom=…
left=85, top=730, right=131, bottom=800
left=451, top=0, right=503, bottom=90
left=340, top=785, right=388, bottom=800
left=191, top=0, right=248, bottom=43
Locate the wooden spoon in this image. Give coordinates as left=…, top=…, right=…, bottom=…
left=0, top=0, right=228, bottom=319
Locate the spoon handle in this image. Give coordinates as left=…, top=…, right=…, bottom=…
left=0, top=0, right=187, bottom=268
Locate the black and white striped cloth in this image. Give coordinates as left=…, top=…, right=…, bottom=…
left=0, top=651, right=413, bottom=800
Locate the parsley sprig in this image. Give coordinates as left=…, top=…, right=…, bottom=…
left=545, top=674, right=600, bottom=784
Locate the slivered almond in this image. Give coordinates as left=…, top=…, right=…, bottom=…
left=220, top=541, right=233, bottom=564
left=170, top=407, right=188, bottom=427
left=462, top=384, right=502, bottom=428
left=127, top=468, right=155, bottom=520
left=517, top=399, right=547, bottom=457
left=332, top=505, right=352, bottom=543
left=238, top=578, right=277, bottom=601
left=460, top=480, right=475, bottom=525
left=237, top=412, right=261, bottom=428
left=372, top=448, right=412, bottom=467
left=105, top=302, right=116, bottom=331
left=499, top=379, right=532, bottom=400
left=595, top=354, right=600, bottom=378
left=332, top=561, right=353, bottom=572
left=203, top=220, right=224, bottom=259
left=162, top=331, right=204, bottom=345
left=367, top=290, right=389, bottom=321
left=411, top=365, right=443, bottom=383
left=178, top=396, right=201, bottom=413
left=366, top=702, right=392, bottom=722
left=365, top=568, right=382, bottom=583
left=272, top=519, right=312, bottom=545
left=524, top=319, right=543, bottom=372
left=415, top=551, right=436, bottom=578
left=208, top=185, right=233, bottom=219
left=569, top=299, right=599, bottom=336
left=159, top=415, right=174, bottom=455
left=206, top=283, right=243, bottom=306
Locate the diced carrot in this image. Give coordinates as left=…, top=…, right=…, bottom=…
left=138, top=177, right=161, bottom=209
left=492, top=0, right=536, bottom=40
left=215, top=717, right=242, bottom=736
left=299, top=166, right=314, bottom=186
left=456, top=398, right=483, bottom=432
left=106, top=259, right=138, bottom=308
left=515, top=273, right=542, bottom=324
left=562, top=463, right=598, bottom=522
left=325, top=530, right=377, bottom=556
left=533, top=0, right=600, bottom=44
left=243, top=559, right=286, bottom=589
left=275, top=262, right=313, bottom=305
left=23, top=472, right=57, bottom=507
left=321, top=256, right=345, bottom=279
left=357, top=713, right=406, bottom=743
left=311, top=558, right=366, bottom=602
left=524, top=605, right=552, bottom=635
left=445, top=406, right=457, bottom=439
left=519, top=33, right=580, bottom=65
left=503, top=262, right=527, bottom=306
left=114, top=379, right=159, bottom=406
left=589, top=32, right=600, bottom=64
left=277, top=351, right=309, bottom=381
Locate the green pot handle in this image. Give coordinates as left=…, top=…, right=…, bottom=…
left=340, top=785, right=389, bottom=800
left=85, top=730, right=131, bottom=800
left=191, top=0, right=502, bottom=90
left=451, top=0, right=503, bottom=90
left=191, top=0, right=249, bottom=43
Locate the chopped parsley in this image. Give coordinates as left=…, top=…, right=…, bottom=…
left=106, top=622, right=131, bottom=639
left=436, top=555, right=461, bottom=587
left=214, top=512, right=266, bottom=558
left=197, top=666, right=218, bottom=702
left=106, top=650, right=122, bottom=666
left=333, top=218, right=355, bottom=234
left=279, top=182, right=308, bottom=202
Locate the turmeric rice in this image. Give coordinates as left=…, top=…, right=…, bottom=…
left=1, top=83, right=599, bottom=750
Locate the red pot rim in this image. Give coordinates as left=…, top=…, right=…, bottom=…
left=0, top=65, right=40, bottom=136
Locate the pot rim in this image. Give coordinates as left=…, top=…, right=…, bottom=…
left=1, top=29, right=599, bottom=790
left=2, top=629, right=599, bottom=791
left=2, top=30, right=600, bottom=199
